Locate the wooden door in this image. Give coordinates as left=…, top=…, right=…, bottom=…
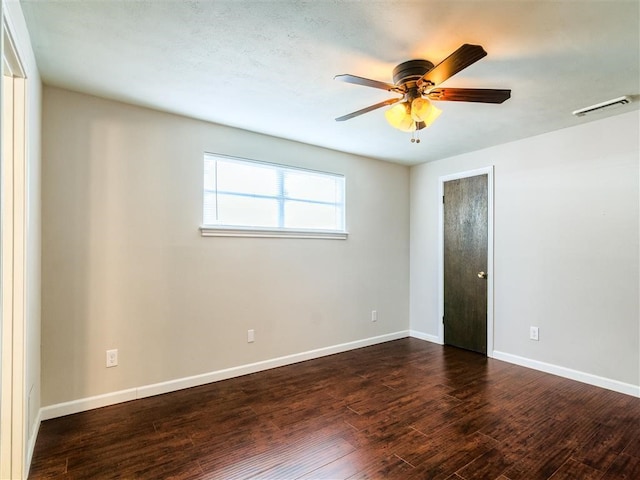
left=443, top=175, right=488, bottom=354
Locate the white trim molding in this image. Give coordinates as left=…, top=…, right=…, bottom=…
left=40, top=331, right=409, bottom=421
left=493, top=350, right=640, bottom=398
left=438, top=166, right=495, bottom=357
left=25, top=408, right=41, bottom=478
left=200, top=226, right=348, bottom=240
left=1, top=16, right=29, bottom=479
left=38, top=334, right=639, bottom=425
left=409, top=330, right=442, bottom=344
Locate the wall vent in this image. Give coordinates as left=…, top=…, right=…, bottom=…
left=572, top=96, right=631, bottom=117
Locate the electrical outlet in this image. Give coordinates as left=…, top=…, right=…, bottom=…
left=371, top=310, right=378, bottom=322
left=529, top=326, right=539, bottom=341
left=247, top=329, right=255, bottom=343
left=106, top=349, right=118, bottom=367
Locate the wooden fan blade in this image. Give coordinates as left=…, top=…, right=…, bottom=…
left=417, top=44, right=487, bottom=87
left=335, top=97, right=402, bottom=121
left=427, top=88, right=511, bottom=104
left=334, top=74, right=404, bottom=93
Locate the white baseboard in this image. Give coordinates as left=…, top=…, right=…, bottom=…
left=409, top=334, right=638, bottom=397
left=25, top=409, right=42, bottom=478
left=409, top=330, right=442, bottom=344
left=39, top=333, right=638, bottom=422
left=41, top=388, right=139, bottom=420
left=40, top=330, right=410, bottom=421
left=492, top=350, right=640, bottom=398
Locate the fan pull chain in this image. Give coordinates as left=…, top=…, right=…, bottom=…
left=410, top=127, right=421, bottom=144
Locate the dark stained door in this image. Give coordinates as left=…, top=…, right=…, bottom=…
left=443, top=175, right=488, bottom=355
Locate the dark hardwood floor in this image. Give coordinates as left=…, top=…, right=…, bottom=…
left=29, top=338, right=640, bottom=479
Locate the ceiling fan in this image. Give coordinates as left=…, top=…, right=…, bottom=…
left=335, top=44, right=511, bottom=141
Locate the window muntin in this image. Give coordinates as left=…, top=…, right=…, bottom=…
left=203, top=154, right=346, bottom=237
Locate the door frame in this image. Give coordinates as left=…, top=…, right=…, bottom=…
left=0, top=15, right=27, bottom=479
left=438, top=166, right=494, bottom=357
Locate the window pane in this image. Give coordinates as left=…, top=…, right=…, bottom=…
left=284, top=200, right=341, bottom=230
left=203, top=191, right=217, bottom=225
left=217, top=194, right=279, bottom=228
left=217, top=160, right=279, bottom=196
left=204, top=159, right=216, bottom=191
left=203, top=154, right=346, bottom=233
left=284, top=170, right=341, bottom=203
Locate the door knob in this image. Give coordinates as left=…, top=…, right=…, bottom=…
left=477, top=271, right=487, bottom=279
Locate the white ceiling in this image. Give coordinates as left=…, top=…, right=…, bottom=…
left=20, top=0, right=640, bottom=165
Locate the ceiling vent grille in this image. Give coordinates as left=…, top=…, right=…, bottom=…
left=572, top=96, right=631, bottom=117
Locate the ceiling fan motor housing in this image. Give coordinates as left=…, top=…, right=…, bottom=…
left=392, top=59, right=434, bottom=85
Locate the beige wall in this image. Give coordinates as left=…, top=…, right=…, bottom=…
left=40, top=84, right=639, bottom=409
left=410, top=111, right=640, bottom=389
left=41, top=86, right=410, bottom=406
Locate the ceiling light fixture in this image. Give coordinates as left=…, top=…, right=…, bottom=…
left=384, top=97, right=442, bottom=141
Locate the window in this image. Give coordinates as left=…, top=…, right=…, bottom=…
left=201, top=153, right=347, bottom=239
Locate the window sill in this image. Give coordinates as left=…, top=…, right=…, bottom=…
left=199, top=226, right=349, bottom=240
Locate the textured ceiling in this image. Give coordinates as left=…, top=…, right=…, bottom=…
left=20, top=0, right=640, bottom=165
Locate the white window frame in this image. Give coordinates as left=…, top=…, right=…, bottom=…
left=200, top=153, right=348, bottom=239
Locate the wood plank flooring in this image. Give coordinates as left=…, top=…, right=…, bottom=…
left=29, top=338, right=640, bottom=479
